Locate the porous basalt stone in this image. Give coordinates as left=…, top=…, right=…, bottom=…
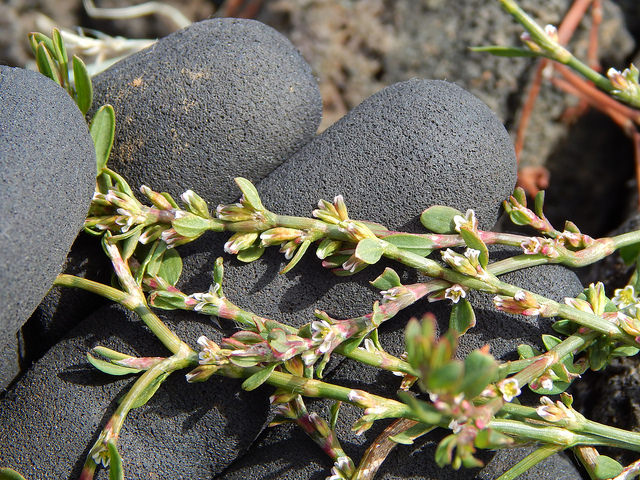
left=90, top=17, right=322, bottom=205
left=0, top=304, right=270, bottom=480
left=171, top=79, right=517, bottom=336
left=0, top=66, right=95, bottom=335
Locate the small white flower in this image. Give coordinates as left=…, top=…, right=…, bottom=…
left=499, top=378, right=521, bottom=402
left=612, top=285, right=638, bottom=309
left=348, top=389, right=369, bottom=404
left=448, top=419, right=463, bottom=434
left=444, top=284, right=467, bottom=303
left=453, top=209, right=478, bottom=233
left=521, top=237, right=542, bottom=255
left=541, top=377, right=554, bottom=390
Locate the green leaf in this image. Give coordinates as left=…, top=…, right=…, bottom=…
left=29, top=32, right=54, bottom=56
left=612, top=345, right=640, bottom=357
left=90, top=105, right=115, bottom=173
left=541, top=334, right=562, bottom=351
left=355, top=238, right=384, bottom=264
left=120, top=227, right=142, bottom=261
left=51, top=29, right=68, bottom=85
left=156, top=248, right=182, bottom=286
left=384, top=234, right=434, bottom=257
left=551, top=319, right=576, bottom=336
left=131, top=371, right=170, bottom=408
left=619, top=243, right=640, bottom=266
left=396, top=391, right=442, bottom=424
left=316, top=238, right=342, bottom=259
left=329, top=401, right=341, bottom=430
left=474, top=428, right=513, bottom=449
left=172, top=212, right=211, bottom=237
left=594, top=455, right=623, bottom=479
left=235, top=177, right=264, bottom=211
left=87, top=351, right=142, bottom=376
left=517, top=344, right=542, bottom=359
left=449, top=299, right=476, bottom=335
left=237, top=245, right=265, bottom=263
left=107, top=440, right=124, bottom=480
left=35, top=42, right=60, bottom=85
left=459, top=227, right=489, bottom=268
left=281, top=239, right=311, bottom=274
left=470, top=45, right=539, bottom=57
left=420, top=205, right=462, bottom=233
left=73, top=55, right=93, bottom=115
left=148, top=290, right=187, bottom=310
left=389, top=423, right=435, bottom=445
left=460, top=350, right=497, bottom=398
left=508, top=209, right=531, bottom=226
left=370, top=267, right=402, bottom=291
left=242, top=364, right=277, bottom=391
left=425, top=362, right=464, bottom=392
left=513, top=187, right=527, bottom=206
left=0, top=468, right=28, bottom=480
left=92, top=346, right=133, bottom=362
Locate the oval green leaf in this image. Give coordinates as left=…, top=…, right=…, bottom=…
left=449, top=299, right=476, bottom=335
left=73, top=55, right=93, bottom=115
left=242, top=364, right=277, bottom=391
left=355, top=238, right=384, bottom=264
left=156, top=248, right=183, bottom=286
left=35, top=42, right=60, bottom=85
left=237, top=245, right=265, bottom=263
left=234, top=177, right=264, bottom=211
left=90, top=104, right=115, bottom=173
left=87, top=352, right=142, bottom=376
left=384, top=233, right=433, bottom=257
left=420, top=205, right=462, bottom=233
left=594, top=455, right=623, bottom=479
left=459, top=227, right=489, bottom=268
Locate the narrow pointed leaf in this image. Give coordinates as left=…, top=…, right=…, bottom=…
left=52, top=28, right=68, bottom=84
left=534, top=191, right=545, bottom=218
left=93, top=346, right=133, bottom=362
left=29, top=32, right=54, bottom=55
left=355, top=238, right=384, bottom=264
left=389, top=423, right=435, bottom=445
left=384, top=234, right=433, bottom=257
left=420, top=205, right=462, bottom=233
left=329, top=401, right=341, bottom=430
left=35, top=42, right=60, bottom=85
left=242, top=364, right=277, bottom=391
left=107, top=441, right=124, bottom=480
left=131, top=372, right=170, bottom=408
left=280, top=239, right=311, bottom=273
left=470, top=45, right=538, bottom=57
left=90, top=105, right=115, bottom=173
left=87, top=352, right=142, bottom=376
left=73, top=55, right=93, bottom=115
left=235, top=177, right=264, bottom=211
left=316, top=238, right=342, bottom=259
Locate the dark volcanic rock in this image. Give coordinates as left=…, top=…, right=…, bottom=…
left=0, top=304, right=270, bottom=480
left=0, top=66, right=95, bottom=335
left=172, top=79, right=517, bottom=336
left=91, top=17, right=322, bottom=205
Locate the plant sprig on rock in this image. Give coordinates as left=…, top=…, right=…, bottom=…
left=5, top=26, right=640, bottom=480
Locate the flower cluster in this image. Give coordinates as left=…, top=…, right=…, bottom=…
left=494, top=290, right=545, bottom=316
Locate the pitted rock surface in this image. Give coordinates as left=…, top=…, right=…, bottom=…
left=0, top=66, right=95, bottom=335
left=91, top=17, right=322, bottom=206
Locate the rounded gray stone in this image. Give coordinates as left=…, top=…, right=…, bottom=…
left=0, top=66, right=95, bottom=335
left=90, top=17, right=322, bottom=205
left=0, top=304, right=270, bottom=480
left=171, top=79, right=517, bottom=340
